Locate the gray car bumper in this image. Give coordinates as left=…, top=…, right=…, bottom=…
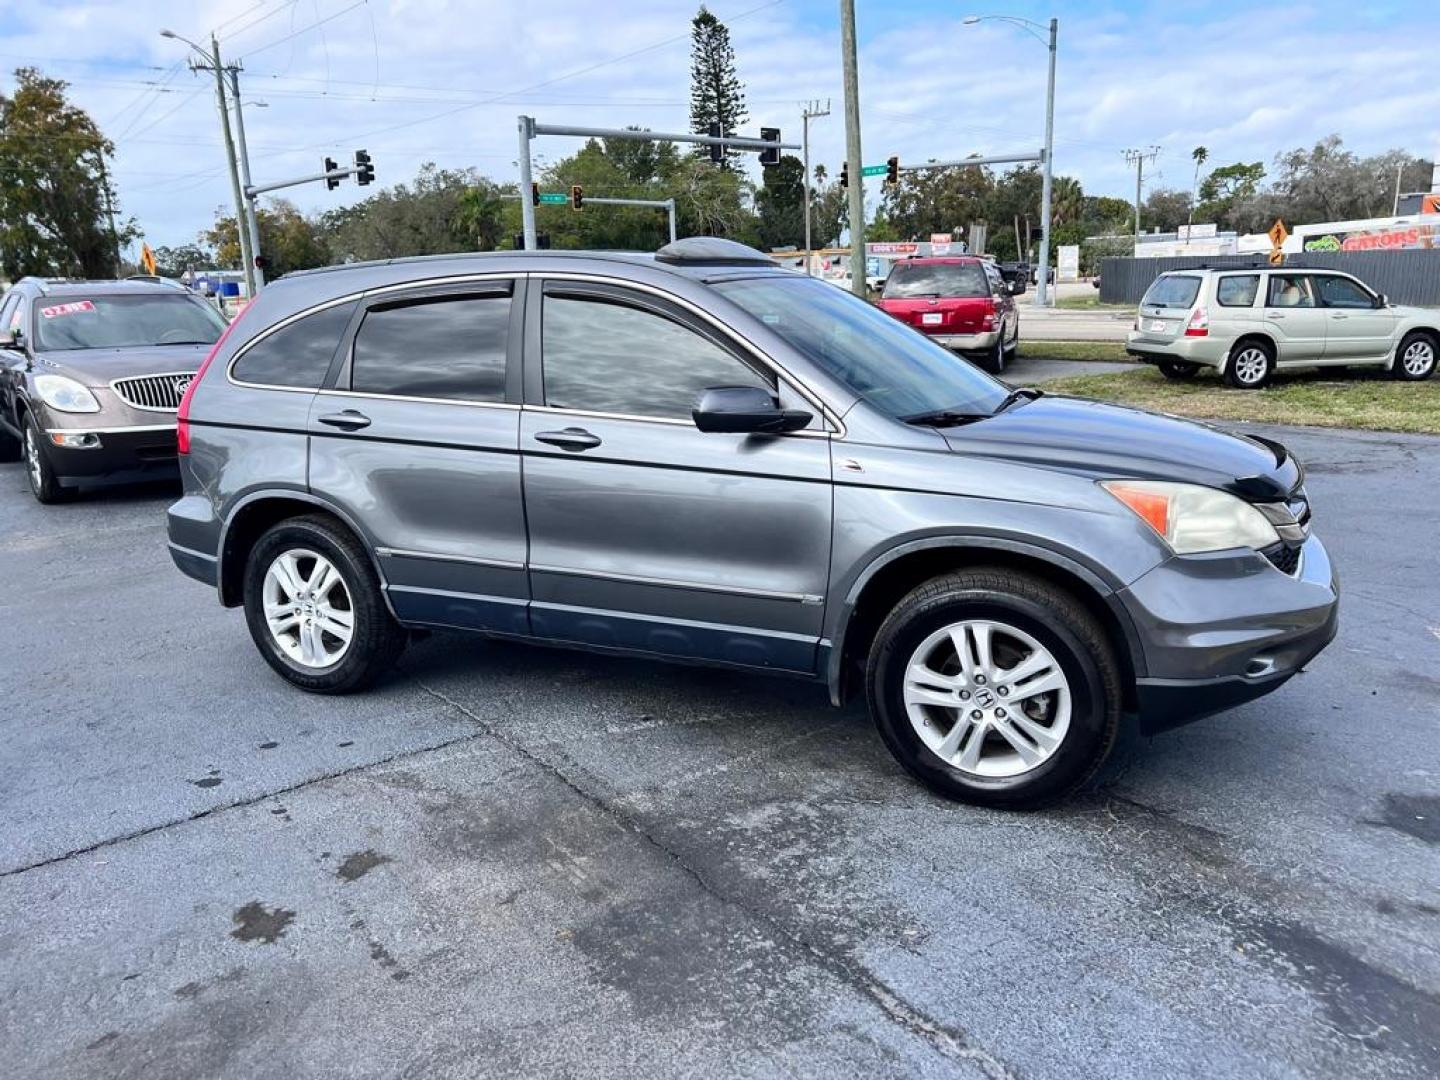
left=1117, top=534, right=1339, bottom=732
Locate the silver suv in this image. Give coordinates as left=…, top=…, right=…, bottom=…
left=167, top=239, right=1338, bottom=808
left=1126, top=266, right=1439, bottom=388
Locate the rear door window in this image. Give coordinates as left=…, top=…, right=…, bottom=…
left=1216, top=275, right=1260, bottom=307
left=231, top=301, right=357, bottom=388
left=1266, top=275, right=1316, bottom=309
left=1141, top=275, right=1202, bottom=308
left=350, top=292, right=510, bottom=402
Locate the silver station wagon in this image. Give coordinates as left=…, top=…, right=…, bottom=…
left=167, top=239, right=1338, bottom=808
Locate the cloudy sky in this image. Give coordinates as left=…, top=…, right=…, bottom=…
left=2, top=0, right=1434, bottom=252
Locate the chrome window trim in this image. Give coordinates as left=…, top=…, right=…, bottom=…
left=531, top=270, right=845, bottom=437
left=375, top=546, right=525, bottom=572
left=317, top=388, right=520, bottom=411
left=529, top=562, right=824, bottom=605
left=108, top=370, right=198, bottom=413
left=46, top=423, right=176, bottom=435
left=522, top=402, right=830, bottom=439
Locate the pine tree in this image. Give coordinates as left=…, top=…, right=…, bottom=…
left=688, top=5, right=748, bottom=170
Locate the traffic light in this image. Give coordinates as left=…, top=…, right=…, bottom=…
left=708, top=122, right=724, bottom=164
left=354, top=149, right=374, bottom=186
left=1032, top=226, right=1044, bottom=242
left=531, top=182, right=541, bottom=207
left=759, top=127, right=780, bottom=167
left=885, top=155, right=899, bottom=186
left=324, top=157, right=340, bottom=191
left=536, top=232, right=552, bottom=250
left=570, top=185, right=584, bottom=211
left=254, top=255, right=270, bottom=271
left=839, top=161, right=848, bottom=189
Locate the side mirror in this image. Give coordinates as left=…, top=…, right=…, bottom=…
left=1376, top=293, right=1389, bottom=308
left=692, top=385, right=812, bottom=435
left=1007, top=278, right=1027, bottom=296
left=0, top=328, right=22, bottom=351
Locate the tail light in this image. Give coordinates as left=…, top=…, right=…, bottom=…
left=1184, top=306, right=1209, bottom=337
left=178, top=302, right=249, bottom=455
left=981, top=298, right=997, bottom=330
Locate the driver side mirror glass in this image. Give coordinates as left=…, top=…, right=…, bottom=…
left=692, top=385, right=812, bottom=435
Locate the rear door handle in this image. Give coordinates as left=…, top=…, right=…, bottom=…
left=534, top=427, right=602, bottom=452
left=317, top=409, right=371, bottom=431
left=1267, top=312, right=1286, bottom=319
left=1330, top=313, right=1348, bottom=320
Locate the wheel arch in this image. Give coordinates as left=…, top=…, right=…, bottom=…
left=827, top=537, right=1143, bottom=711
left=217, top=490, right=392, bottom=611
left=1220, top=332, right=1276, bottom=375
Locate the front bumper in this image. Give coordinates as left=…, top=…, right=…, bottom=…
left=928, top=329, right=1001, bottom=352
left=1119, top=533, right=1339, bottom=733
left=42, top=422, right=180, bottom=488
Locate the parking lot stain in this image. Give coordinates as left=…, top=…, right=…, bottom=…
left=1371, top=793, right=1440, bottom=845
left=230, top=901, right=296, bottom=944
left=85, top=1032, right=119, bottom=1051
left=368, top=941, right=411, bottom=981
left=336, top=849, right=390, bottom=882
left=190, top=776, right=222, bottom=789
left=258, top=741, right=278, bottom=750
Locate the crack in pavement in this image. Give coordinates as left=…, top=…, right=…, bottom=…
left=0, top=729, right=490, bottom=880
left=406, top=674, right=1018, bottom=1080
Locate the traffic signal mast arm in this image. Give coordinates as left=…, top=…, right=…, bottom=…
left=246, top=150, right=374, bottom=198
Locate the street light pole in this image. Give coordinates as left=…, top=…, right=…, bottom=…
left=801, top=100, right=830, bottom=275
left=839, top=0, right=867, bottom=298
left=1037, top=17, right=1057, bottom=307
left=228, top=69, right=265, bottom=290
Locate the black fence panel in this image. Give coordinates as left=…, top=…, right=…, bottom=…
left=1098, top=250, right=1440, bottom=307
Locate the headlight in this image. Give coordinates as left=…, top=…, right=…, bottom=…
left=34, top=374, right=101, bottom=414
left=1101, top=480, right=1280, bottom=554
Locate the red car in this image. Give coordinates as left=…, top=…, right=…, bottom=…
left=877, top=256, right=1020, bottom=374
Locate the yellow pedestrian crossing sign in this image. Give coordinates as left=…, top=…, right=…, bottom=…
left=1267, top=219, right=1288, bottom=267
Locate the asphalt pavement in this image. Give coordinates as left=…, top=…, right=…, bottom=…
left=1, top=423, right=1437, bottom=1080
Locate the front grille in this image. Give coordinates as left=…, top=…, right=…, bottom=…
left=1265, top=544, right=1302, bottom=576
left=111, top=372, right=196, bottom=413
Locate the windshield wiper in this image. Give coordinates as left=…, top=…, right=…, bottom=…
left=156, top=339, right=215, bottom=346
left=992, top=386, right=1044, bottom=415
left=900, top=407, right=992, bottom=427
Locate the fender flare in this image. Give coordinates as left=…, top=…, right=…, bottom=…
left=824, top=533, right=1147, bottom=703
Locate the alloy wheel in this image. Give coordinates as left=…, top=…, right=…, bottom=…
left=1232, top=347, right=1269, bottom=386
left=902, top=619, right=1072, bottom=778
left=1403, top=339, right=1435, bottom=377
left=24, top=426, right=42, bottom=491
left=262, top=548, right=355, bottom=668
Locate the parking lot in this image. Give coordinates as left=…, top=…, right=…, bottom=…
left=1, top=417, right=1436, bottom=1080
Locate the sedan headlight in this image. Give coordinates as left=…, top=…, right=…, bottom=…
left=1101, top=480, right=1280, bottom=554
left=33, top=374, right=101, bottom=414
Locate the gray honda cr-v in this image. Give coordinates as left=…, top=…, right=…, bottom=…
left=166, top=238, right=1338, bottom=808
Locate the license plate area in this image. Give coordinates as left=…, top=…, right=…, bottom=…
left=922, top=312, right=944, bottom=325
left=1147, top=319, right=1167, bottom=332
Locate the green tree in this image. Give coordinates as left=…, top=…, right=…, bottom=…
left=150, top=242, right=213, bottom=279
left=754, top=155, right=806, bottom=249
left=0, top=67, right=134, bottom=279
left=319, top=163, right=491, bottom=261
left=1195, top=161, right=1265, bottom=228
left=1141, top=187, right=1192, bottom=232
left=877, top=160, right=995, bottom=243
left=205, top=199, right=328, bottom=276
left=688, top=5, right=748, bottom=170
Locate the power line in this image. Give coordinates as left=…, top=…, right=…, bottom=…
left=237, top=0, right=367, bottom=60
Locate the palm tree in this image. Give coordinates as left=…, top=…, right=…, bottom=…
left=1187, top=146, right=1209, bottom=241
left=456, top=186, right=504, bottom=251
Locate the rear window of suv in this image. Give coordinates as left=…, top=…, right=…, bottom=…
left=883, top=262, right=988, bottom=299
left=1216, top=275, right=1260, bottom=307
left=1141, top=275, right=1202, bottom=309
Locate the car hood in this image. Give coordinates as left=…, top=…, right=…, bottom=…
left=36, top=344, right=212, bottom=385
left=941, top=394, right=1302, bottom=500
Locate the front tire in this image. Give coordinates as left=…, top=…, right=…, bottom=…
left=242, top=515, right=407, bottom=693
left=865, top=568, right=1122, bottom=810
left=1393, top=332, right=1437, bottom=381
left=22, top=415, right=73, bottom=504
left=1224, top=340, right=1275, bottom=389
left=1158, top=360, right=1199, bottom=381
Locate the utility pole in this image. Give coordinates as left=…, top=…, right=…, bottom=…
left=801, top=100, right=830, bottom=275
left=228, top=67, right=265, bottom=290
left=1036, top=16, right=1057, bottom=307
left=839, top=0, right=866, bottom=297
left=1392, top=162, right=1404, bottom=217
left=96, top=154, right=122, bottom=276
left=1124, top=146, right=1160, bottom=240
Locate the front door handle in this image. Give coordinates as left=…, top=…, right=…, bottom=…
left=317, top=409, right=371, bottom=431
left=1330, top=313, right=1348, bottom=320
left=534, top=427, right=602, bottom=452
left=1267, top=312, right=1286, bottom=319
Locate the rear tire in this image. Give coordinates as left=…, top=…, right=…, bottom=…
left=1393, top=331, right=1437, bottom=381
left=0, top=424, right=19, bottom=463
left=1224, top=340, right=1275, bottom=389
left=1158, top=360, right=1199, bottom=381
left=976, top=338, right=1006, bottom=375
left=865, top=568, right=1123, bottom=810
left=242, top=515, right=407, bottom=693
left=22, top=414, right=73, bottom=504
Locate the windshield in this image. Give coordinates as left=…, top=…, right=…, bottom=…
left=714, top=275, right=1007, bottom=419
left=883, top=261, right=989, bottom=299
left=34, top=294, right=227, bottom=352
left=1141, top=275, right=1202, bottom=309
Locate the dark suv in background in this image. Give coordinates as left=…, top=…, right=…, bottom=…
left=167, top=239, right=1337, bottom=809
left=0, top=277, right=228, bottom=502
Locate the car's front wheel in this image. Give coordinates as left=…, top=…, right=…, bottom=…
left=242, top=515, right=407, bottom=693
left=1158, top=360, right=1199, bottom=381
left=866, top=568, right=1122, bottom=810
left=1224, top=340, right=1275, bottom=389
left=22, top=415, right=73, bottom=504
left=1393, top=332, right=1437, bottom=381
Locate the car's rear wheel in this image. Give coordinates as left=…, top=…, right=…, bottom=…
left=242, top=515, right=407, bottom=693
left=0, top=424, right=19, bottom=463
left=22, top=415, right=73, bottom=504
left=1158, top=360, right=1199, bottom=381
left=1224, top=340, right=1274, bottom=389
left=1393, top=332, right=1437, bottom=381
left=976, top=338, right=1006, bottom=375
left=866, top=568, right=1122, bottom=810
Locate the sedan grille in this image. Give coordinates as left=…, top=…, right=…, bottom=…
left=111, top=372, right=197, bottom=413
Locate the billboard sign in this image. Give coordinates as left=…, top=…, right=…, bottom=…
left=1302, top=222, right=1437, bottom=252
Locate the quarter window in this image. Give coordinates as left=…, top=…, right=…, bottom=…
left=350, top=293, right=509, bottom=402
left=1316, top=276, right=1375, bottom=309
left=1266, top=275, right=1316, bottom=309
left=1216, top=275, right=1259, bottom=307
left=542, top=293, right=769, bottom=420
left=232, top=301, right=357, bottom=388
